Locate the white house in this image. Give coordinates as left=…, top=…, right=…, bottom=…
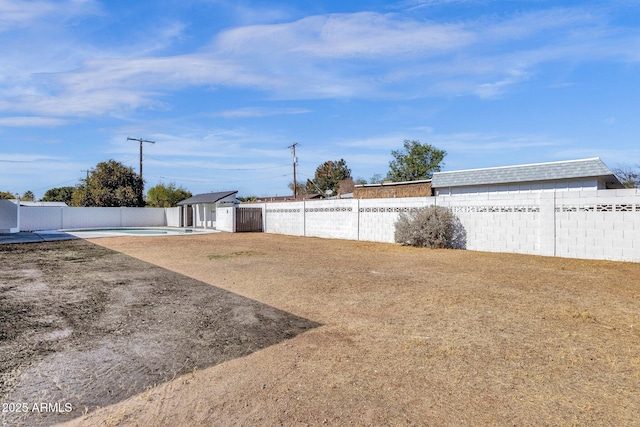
left=177, top=191, right=238, bottom=229
left=432, top=158, right=624, bottom=196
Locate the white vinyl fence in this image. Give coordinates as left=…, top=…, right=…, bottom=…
left=15, top=206, right=180, bottom=231
left=240, top=188, right=640, bottom=262
left=0, top=200, right=19, bottom=233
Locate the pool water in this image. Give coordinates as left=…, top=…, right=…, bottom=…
left=63, top=227, right=208, bottom=236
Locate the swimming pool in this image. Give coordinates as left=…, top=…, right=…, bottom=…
left=59, top=227, right=218, bottom=238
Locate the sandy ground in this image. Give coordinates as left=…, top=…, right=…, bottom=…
left=2, top=232, right=640, bottom=426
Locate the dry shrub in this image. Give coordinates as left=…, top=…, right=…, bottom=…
left=394, top=206, right=466, bottom=249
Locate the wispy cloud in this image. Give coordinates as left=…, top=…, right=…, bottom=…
left=210, top=107, right=312, bottom=118
left=0, top=116, right=70, bottom=127
left=215, top=12, right=475, bottom=59
left=1, top=5, right=639, bottom=118
left=0, top=0, right=102, bottom=32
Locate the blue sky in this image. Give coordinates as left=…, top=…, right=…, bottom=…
left=1, top=0, right=639, bottom=199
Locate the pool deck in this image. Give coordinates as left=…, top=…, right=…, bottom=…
left=0, top=228, right=220, bottom=244
left=0, top=231, right=79, bottom=244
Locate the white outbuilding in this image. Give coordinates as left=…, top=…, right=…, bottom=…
left=177, top=191, right=238, bottom=229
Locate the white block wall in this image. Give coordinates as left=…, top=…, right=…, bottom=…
left=246, top=189, right=640, bottom=262
left=304, top=200, right=359, bottom=240
left=553, top=189, right=640, bottom=261
left=263, top=202, right=304, bottom=236
left=358, top=197, right=433, bottom=243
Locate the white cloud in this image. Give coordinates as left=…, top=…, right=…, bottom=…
left=0, top=116, right=70, bottom=127
left=211, top=107, right=312, bottom=118
left=431, top=132, right=566, bottom=153
left=1, top=5, right=640, bottom=118
left=473, top=67, right=531, bottom=98
left=0, top=0, right=59, bottom=31
left=215, top=12, right=475, bottom=59
left=0, top=0, right=101, bottom=31
left=338, top=134, right=410, bottom=150
left=0, top=153, right=63, bottom=162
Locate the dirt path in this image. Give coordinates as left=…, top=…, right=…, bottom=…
left=2, top=233, right=640, bottom=426
left=0, top=239, right=318, bottom=427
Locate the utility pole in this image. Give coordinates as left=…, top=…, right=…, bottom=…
left=288, top=142, right=299, bottom=199
left=81, top=169, right=89, bottom=181
left=126, top=137, right=156, bottom=183
left=127, top=137, right=156, bottom=204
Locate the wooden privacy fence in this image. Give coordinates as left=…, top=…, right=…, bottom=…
left=236, top=207, right=263, bottom=232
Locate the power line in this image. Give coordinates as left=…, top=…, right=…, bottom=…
left=126, top=137, right=155, bottom=182
left=145, top=155, right=290, bottom=171
left=150, top=173, right=290, bottom=184
left=127, top=137, right=156, bottom=204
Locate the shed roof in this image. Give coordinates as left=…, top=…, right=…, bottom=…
left=177, top=191, right=237, bottom=205
left=431, top=158, right=622, bottom=188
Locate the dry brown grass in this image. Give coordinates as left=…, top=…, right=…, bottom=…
left=56, top=232, right=640, bottom=426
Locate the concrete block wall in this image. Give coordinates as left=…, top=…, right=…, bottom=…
left=304, top=200, right=359, bottom=240
left=553, top=189, right=640, bottom=261
left=441, top=192, right=552, bottom=256
left=358, top=197, right=433, bottom=243
left=263, top=202, right=304, bottom=236
left=251, top=190, right=640, bottom=262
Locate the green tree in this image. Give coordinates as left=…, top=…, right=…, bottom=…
left=72, top=160, right=144, bottom=207
left=306, top=159, right=351, bottom=197
left=387, top=140, right=446, bottom=182
left=0, top=191, right=15, bottom=199
left=41, top=186, right=75, bottom=204
left=369, top=173, right=384, bottom=184
left=238, top=196, right=258, bottom=202
left=146, top=182, right=192, bottom=207
left=354, top=177, right=368, bottom=186
left=21, top=191, right=35, bottom=201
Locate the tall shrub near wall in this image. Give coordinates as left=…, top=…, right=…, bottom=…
left=394, top=206, right=464, bottom=249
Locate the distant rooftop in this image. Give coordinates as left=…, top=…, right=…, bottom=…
left=19, top=201, right=68, bottom=207
left=431, top=158, right=623, bottom=188
left=354, top=178, right=431, bottom=188
left=177, top=191, right=238, bottom=205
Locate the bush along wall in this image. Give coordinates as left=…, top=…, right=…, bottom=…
left=394, top=206, right=466, bottom=249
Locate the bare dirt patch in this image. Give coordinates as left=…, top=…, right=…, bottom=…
left=0, top=240, right=319, bottom=427
left=2, top=233, right=640, bottom=426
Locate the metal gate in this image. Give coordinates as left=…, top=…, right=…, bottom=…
left=236, top=207, right=263, bottom=232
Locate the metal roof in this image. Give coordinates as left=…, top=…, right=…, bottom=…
left=177, top=191, right=237, bottom=205
left=431, top=158, right=622, bottom=188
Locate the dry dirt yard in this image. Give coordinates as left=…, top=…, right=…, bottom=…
left=1, top=232, right=639, bottom=426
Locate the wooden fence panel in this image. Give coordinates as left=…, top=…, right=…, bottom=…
left=236, top=208, right=263, bottom=232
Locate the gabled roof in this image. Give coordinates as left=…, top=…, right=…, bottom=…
left=177, top=191, right=238, bottom=205
left=431, top=158, right=623, bottom=188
